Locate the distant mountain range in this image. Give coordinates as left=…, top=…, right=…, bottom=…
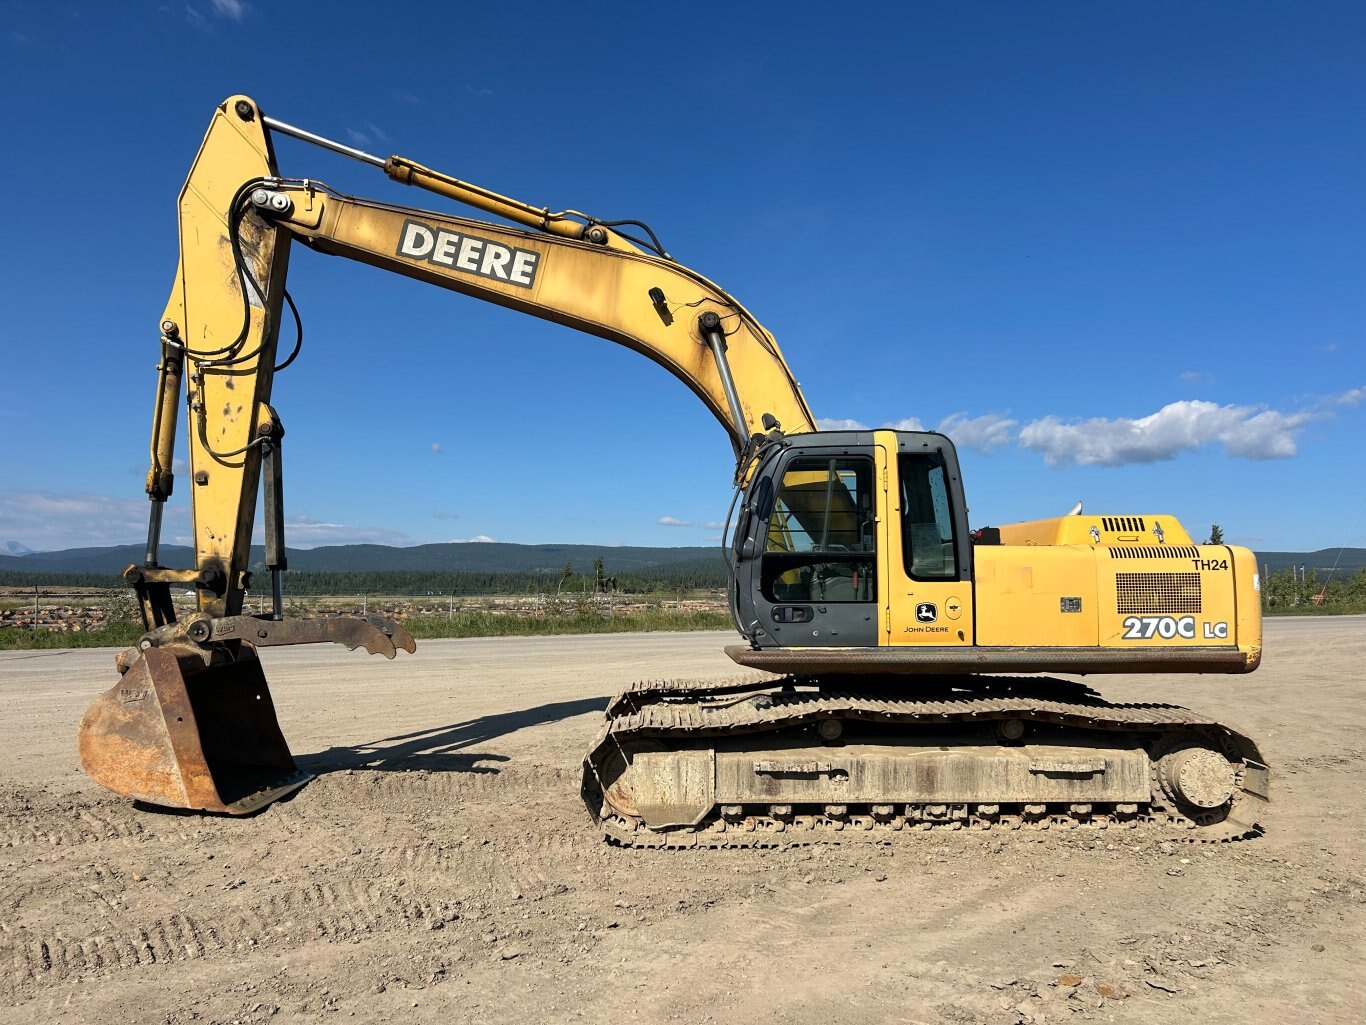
left=1, top=540, right=1362, bottom=579
left=0, top=541, right=720, bottom=577
left=1252, top=548, right=1366, bottom=576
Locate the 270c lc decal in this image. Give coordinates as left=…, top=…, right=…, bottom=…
left=1121, top=616, right=1229, bottom=641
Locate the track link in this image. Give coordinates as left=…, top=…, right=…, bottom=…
left=583, top=676, right=1269, bottom=848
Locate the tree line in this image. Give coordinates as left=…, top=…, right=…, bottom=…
left=1261, top=566, right=1366, bottom=611
left=0, top=562, right=731, bottom=596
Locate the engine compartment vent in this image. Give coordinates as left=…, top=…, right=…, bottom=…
left=1109, top=545, right=1200, bottom=560
left=1115, top=571, right=1202, bottom=614
left=1102, top=516, right=1146, bottom=533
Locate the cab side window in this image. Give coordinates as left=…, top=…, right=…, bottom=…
left=900, top=454, right=957, bottom=580
left=760, top=457, right=875, bottom=603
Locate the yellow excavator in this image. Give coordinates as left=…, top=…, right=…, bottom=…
left=78, top=96, right=1269, bottom=844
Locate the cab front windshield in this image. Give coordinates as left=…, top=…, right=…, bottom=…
left=761, top=457, right=875, bottom=603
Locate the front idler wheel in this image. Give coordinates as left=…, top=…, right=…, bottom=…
left=1157, top=745, right=1236, bottom=813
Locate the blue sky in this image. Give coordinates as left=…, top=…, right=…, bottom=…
left=1, top=2, right=1362, bottom=553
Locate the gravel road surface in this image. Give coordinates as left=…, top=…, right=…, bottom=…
left=1, top=619, right=1362, bottom=1024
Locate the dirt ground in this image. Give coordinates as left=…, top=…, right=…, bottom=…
left=1, top=619, right=1363, bottom=1025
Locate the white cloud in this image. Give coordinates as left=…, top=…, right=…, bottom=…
left=658, top=516, right=693, bottom=527
left=182, top=1, right=249, bottom=28
left=812, top=387, right=1356, bottom=469
left=391, top=88, right=422, bottom=105
left=279, top=515, right=412, bottom=548
left=1179, top=370, right=1213, bottom=385
left=934, top=412, right=1017, bottom=451
left=884, top=417, right=927, bottom=432
left=345, top=121, right=389, bottom=149
left=0, top=491, right=185, bottom=550
left=450, top=535, right=496, bottom=544
left=0, top=497, right=415, bottom=555
left=704, top=535, right=723, bottom=543
left=430, top=442, right=443, bottom=454
left=209, top=0, right=248, bottom=18
left=1017, top=400, right=1317, bottom=467
left=816, top=417, right=870, bottom=431
left=825, top=413, right=1014, bottom=452
left=705, top=521, right=726, bottom=530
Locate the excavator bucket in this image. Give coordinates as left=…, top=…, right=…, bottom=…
left=78, top=646, right=311, bottom=815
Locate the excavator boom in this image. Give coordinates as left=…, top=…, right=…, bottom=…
left=145, top=96, right=815, bottom=624
left=80, top=94, right=815, bottom=814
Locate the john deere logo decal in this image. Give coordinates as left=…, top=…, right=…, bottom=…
left=915, top=602, right=938, bottom=623
left=396, top=218, right=540, bottom=288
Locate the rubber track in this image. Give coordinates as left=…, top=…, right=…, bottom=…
left=584, top=677, right=1269, bottom=848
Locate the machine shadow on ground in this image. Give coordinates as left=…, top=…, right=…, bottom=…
left=295, top=695, right=611, bottom=774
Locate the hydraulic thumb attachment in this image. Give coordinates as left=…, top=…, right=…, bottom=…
left=78, top=616, right=415, bottom=815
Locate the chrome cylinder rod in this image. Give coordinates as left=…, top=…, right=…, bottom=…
left=144, top=500, right=163, bottom=567
left=699, top=311, right=748, bottom=445
left=262, top=115, right=386, bottom=168
left=271, top=569, right=285, bottom=623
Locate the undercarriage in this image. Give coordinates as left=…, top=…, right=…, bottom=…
left=583, top=676, right=1269, bottom=847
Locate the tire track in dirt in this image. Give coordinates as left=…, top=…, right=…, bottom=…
left=0, top=795, right=153, bottom=849
left=2, top=874, right=465, bottom=1003
left=2, top=771, right=614, bottom=1006
left=292, top=763, right=580, bottom=813
left=0, top=760, right=579, bottom=848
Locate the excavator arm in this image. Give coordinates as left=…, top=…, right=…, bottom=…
left=143, top=95, right=814, bottom=627
left=80, top=94, right=817, bottom=814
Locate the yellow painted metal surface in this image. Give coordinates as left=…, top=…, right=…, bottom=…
left=159, top=95, right=291, bottom=617
left=385, top=156, right=640, bottom=251
left=1096, top=546, right=1234, bottom=648
left=1230, top=545, right=1265, bottom=670
left=880, top=432, right=973, bottom=647
left=283, top=189, right=814, bottom=446
left=997, top=514, right=1194, bottom=547
left=874, top=439, right=893, bottom=644
left=973, top=546, right=1099, bottom=647
left=970, top=540, right=1259, bottom=669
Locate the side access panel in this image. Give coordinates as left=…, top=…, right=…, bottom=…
left=973, top=546, right=1100, bottom=647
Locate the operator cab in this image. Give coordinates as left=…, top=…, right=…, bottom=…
left=730, top=430, right=973, bottom=650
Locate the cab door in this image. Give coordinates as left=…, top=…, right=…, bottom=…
left=884, top=431, right=975, bottom=647
left=733, top=437, right=883, bottom=649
